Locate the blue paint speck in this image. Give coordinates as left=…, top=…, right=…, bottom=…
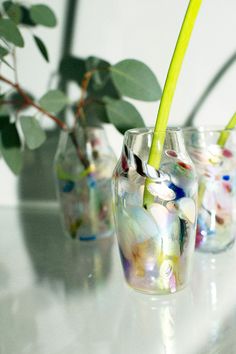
left=79, top=235, right=96, bottom=241
left=63, top=180, right=75, bottom=193
left=87, top=175, right=97, bottom=188
left=168, top=182, right=185, bottom=200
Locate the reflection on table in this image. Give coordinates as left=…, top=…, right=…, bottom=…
left=0, top=206, right=236, bottom=354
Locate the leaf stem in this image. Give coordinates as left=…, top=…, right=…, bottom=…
left=69, top=129, right=90, bottom=168
left=0, top=74, right=68, bottom=130
left=74, top=69, right=96, bottom=128
left=143, top=0, right=202, bottom=207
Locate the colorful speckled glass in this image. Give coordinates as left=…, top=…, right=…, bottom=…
left=54, top=126, right=117, bottom=241
left=112, top=128, right=198, bottom=294
left=185, top=128, right=236, bottom=253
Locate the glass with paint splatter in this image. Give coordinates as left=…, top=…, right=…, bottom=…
left=54, top=126, right=117, bottom=241
left=112, top=127, right=198, bottom=294
left=184, top=127, right=236, bottom=253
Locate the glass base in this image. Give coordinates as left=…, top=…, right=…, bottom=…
left=196, top=237, right=235, bottom=254
left=64, top=228, right=114, bottom=242
left=125, top=278, right=188, bottom=295
left=76, top=228, right=114, bottom=242
left=196, top=221, right=236, bottom=253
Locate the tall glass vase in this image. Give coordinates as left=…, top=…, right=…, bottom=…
left=54, top=126, right=117, bottom=241
left=184, top=127, right=236, bottom=253
left=112, top=128, right=198, bottom=294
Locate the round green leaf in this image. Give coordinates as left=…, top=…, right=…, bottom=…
left=19, top=5, right=36, bottom=27
left=20, top=115, right=46, bottom=150
left=88, top=77, right=120, bottom=99
left=7, top=91, right=34, bottom=111
left=3, top=1, right=22, bottom=24
left=30, top=4, right=57, bottom=27
left=110, top=59, right=161, bottom=102
left=84, top=101, right=108, bottom=125
left=39, top=90, right=68, bottom=113
left=33, top=35, right=49, bottom=62
left=0, top=57, right=13, bottom=69
left=105, top=99, right=145, bottom=134
left=59, top=56, right=86, bottom=85
left=86, top=56, right=110, bottom=90
left=0, top=115, right=10, bottom=130
left=0, top=45, right=9, bottom=58
left=0, top=46, right=11, bottom=68
left=0, top=123, right=23, bottom=174
left=0, top=18, right=24, bottom=47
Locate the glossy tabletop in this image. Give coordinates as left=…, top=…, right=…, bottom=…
left=0, top=205, right=236, bottom=354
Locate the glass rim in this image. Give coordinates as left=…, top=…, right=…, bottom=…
left=183, top=126, right=236, bottom=134
left=124, top=126, right=182, bottom=137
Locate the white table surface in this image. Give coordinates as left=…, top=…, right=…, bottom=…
left=0, top=205, right=236, bottom=354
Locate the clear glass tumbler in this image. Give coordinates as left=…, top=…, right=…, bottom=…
left=112, top=127, right=198, bottom=294
left=184, top=127, right=236, bottom=253
left=54, top=126, right=117, bottom=241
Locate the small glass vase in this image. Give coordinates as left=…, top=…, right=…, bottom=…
left=112, top=127, right=198, bottom=295
left=184, top=127, right=236, bottom=253
left=54, top=125, right=117, bottom=241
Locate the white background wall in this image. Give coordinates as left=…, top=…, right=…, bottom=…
left=1, top=0, right=236, bottom=205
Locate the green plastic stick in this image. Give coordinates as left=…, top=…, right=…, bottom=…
left=143, top=0, right=203, bottom=206
left=217, top=112, right=236, bottom=147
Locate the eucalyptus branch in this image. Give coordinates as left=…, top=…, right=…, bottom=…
left=69, top=129, right=90, bottom=169
left=0, top=74, right=67, bottom=130
left=70, top=70, right=98, bottom=170
left=0, top=73, right=92, bottom=170
left=74, top=69, right=96, bottom=127
left=143, top=0, right=203, bottom=207
left=0, top=99, right=21, bottom=105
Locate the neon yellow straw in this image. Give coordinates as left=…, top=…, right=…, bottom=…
left=217, top=112, right=236, bottom=147
left=143, top=0, right=203, bottom=206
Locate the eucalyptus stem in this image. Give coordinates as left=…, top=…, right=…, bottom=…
left=143, top=0, right=202, bottom=207
left=0, top=74, right=67, bottom=130
left=217, top=112, right=236, bottom=147
left=74, top=71, right=94, bottom=121
left=184, top=52, right=236, bottom=127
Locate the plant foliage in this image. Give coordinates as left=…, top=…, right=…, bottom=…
left=0, top=1, right=161, bottom=174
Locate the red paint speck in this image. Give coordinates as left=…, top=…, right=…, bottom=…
left=195, top=226, right=203, bottom=248
left=166, top=150, right=178, bottom=158
left=223, top=148, right=233, bottom=158
left=223, top=183, right=232, bottom=193
left=178, top=161, right=192, bottom=170
left=91, top=138, right=100, bottom=147
left=121, top=154, right=129, bottom=172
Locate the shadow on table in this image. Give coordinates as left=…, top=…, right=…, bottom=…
left=17, top=130, right=58, bottom=204
left=19, top=207, right=114, bottom=296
